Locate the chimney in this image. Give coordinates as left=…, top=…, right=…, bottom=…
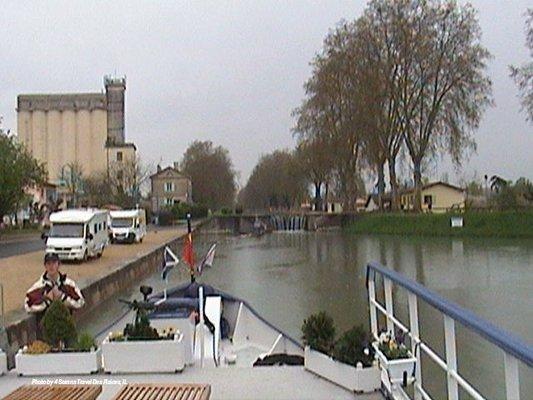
left=157, top=164, right=162, bottom=173
left=173, top=162, right=179, bottom=171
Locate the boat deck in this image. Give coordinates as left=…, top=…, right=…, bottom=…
left=0, top=367, right=384, bottom=400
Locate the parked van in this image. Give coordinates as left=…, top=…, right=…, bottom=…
left=45, top=209, right=109, bottom=261
left=109, top=209, right=147, bottom=244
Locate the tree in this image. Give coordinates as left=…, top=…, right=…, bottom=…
left=294, top=138, right=332, bottom=211
left=83, top=156, right=151, bottom=208
left=181, top=141, right=236, bottom=210
left=0, top=129, right=46, bottom=222
left=357, top=5, right=406, bottom=210
left=510, top=9, right=533, bottom=122
left=387, top=0, right=492, bottom=211
left=59, top=162, right=84, bottom=208
left=241, top=150, right=306, bottom=211
left=293, top=22, right=365, bottom=210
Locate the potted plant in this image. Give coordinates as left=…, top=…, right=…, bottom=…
left=373, top=331, right=417, bottom=388
left=102, top=296, right=185, bottom=373
left=15, top=300, right=101, bottom=376
left=302, top=312, right=380, bottom=393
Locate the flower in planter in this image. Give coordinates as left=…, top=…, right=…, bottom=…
left=301, top=311, right=336, bottom=354
left=25, top=340, right=51, bottom=354
left=377, top=331, right=411, bottom=360
left=109, top=331, right=125, bottom=342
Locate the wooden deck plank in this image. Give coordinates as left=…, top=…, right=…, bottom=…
left=2, top=385, right=102, bottom=400
left=111, top=384, right=211, bottom=400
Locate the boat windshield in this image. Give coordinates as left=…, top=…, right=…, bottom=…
left=112, top=218, right=134, bottom=228
left=49, top=223, right=84, bottom=238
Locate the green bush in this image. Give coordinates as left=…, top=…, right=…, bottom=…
left=301, top=311, right=336, bottom=353
left=332, top=325, right=374, bottom=367
left=123, top=312, right=159, bottom=341
left=219, top=207, right=232, bottom=215
left=171, top=203, right=208, bottom=219
left=42, top=300, right=77, bottom=349
left=74, top=332, right=96, bottom=352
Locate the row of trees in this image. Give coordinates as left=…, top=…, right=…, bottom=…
left=291, top=0, right=493, bottom=212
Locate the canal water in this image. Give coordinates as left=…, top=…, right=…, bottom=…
left=82, top=231, right=533, bottom=398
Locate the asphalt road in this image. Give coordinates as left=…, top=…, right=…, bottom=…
left=0, top=223, right=186, bottom=259
left=0, top=234, right=44, bottom=259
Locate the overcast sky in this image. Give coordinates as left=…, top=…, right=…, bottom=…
left=1, top=0, right=531, bottom=188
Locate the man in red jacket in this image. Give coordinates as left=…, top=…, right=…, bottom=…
left=25, top=253, right=85, bottom=315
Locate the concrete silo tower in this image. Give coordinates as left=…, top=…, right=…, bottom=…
left=104, top=76, right=126, bottom=145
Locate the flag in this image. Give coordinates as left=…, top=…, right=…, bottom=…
left=197, top=243, right=217, bottom=275
left=161, top=246, right=179, bottom=280
left=183, top=233, right=194, bottom=270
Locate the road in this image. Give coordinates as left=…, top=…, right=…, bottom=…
left=0, top=223, right=185, bottom=259
left=0, top=234, right=44, bottom=259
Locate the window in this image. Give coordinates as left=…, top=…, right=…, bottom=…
left=164, top=182, right=174, bottom=192
left=423, top=195, right=433, bottom=204
left=164, top=198, right=174, bottom=206
left=116, top=151, right=123, bottom=162
left=117, top=170, right=123, bottom=180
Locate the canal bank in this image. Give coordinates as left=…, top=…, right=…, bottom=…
left=346, top=210, right=533, bottom=238
left=0, top=222, right=206, bottom=365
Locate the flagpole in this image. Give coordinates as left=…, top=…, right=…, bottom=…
left=187, top=212, right=195, bottom=283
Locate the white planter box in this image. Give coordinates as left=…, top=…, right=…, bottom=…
left=0, top=350, right=7, bottom=375
left=102, top=333, right=185, bottom=373
left=15, top=348, right=101, bottom=376
left=304, top=347, right=380, bottom=393
left=374, top=345, right=416, bottom=385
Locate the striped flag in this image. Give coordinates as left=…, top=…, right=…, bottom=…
left=197, top=243, right=217, bottom=275
left=161, top=246, right=179, bottom=281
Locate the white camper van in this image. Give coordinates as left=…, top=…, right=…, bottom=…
left=45, top=209, right=109, bottom=261
left=109, top=209, right=147, bottom=244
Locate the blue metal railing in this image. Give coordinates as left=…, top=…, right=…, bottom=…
left=366, top=261, right=532, bottom=400
left=366, top=261, right=533, bottom=367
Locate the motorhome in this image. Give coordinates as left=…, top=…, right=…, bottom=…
left=45, top=209, right=109, bottom=261
left=109, top=209, right=147, bottom=244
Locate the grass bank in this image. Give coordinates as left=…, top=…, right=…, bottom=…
left=346, top=211, right=533, bottom=238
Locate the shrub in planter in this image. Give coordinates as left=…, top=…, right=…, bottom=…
left=17, top=304, right=100, bottom=376
left=332, top=325, right=374, bottom=367
left=75, top=332, right=97, bottom=352
left=301, top=311, right=336, bottom=354
left=103, top=299, right=184, bottom=373
left=42, top=300, right=77, bottom=349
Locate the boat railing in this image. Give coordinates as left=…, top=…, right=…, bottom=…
left=366, top=261, right=533, bottom=400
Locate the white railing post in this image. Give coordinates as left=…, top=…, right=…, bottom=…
left=368, top=273, right=378, bottom=338
left=444, top=316, right=459, bottom=400
left=199, top=286, right=205, bottom=368
left=504, top=353, right=520, bottom=400
left=408, top=292, right=422, bottom=400
left=384, top=277, right=394, bottom=334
